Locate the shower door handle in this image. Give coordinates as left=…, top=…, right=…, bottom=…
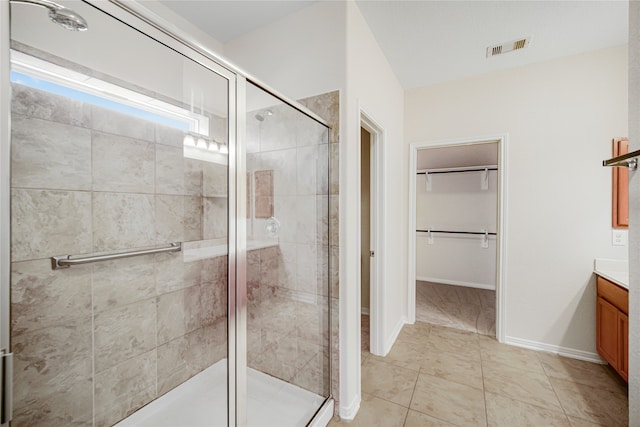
left=52, top=242, right=182, bottom=270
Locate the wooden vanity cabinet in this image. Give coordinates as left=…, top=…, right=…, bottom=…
left=619, top=312, right=628, bottom=380
left=596, top=276, right=628, bottom=381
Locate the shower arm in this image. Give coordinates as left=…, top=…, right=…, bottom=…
left=10, top=0, right=88, bottom=31
left=10, top=0, right=63, bottom=13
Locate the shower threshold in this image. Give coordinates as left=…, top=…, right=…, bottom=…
left=115, top=359, right=326, bottom=427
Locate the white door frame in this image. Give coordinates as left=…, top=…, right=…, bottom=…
left=360, top=109, right=386, bottom=355
left=408, top=134, right=508, bottom=342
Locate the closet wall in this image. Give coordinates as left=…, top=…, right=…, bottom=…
left=415, top=143, right=498, bottom=290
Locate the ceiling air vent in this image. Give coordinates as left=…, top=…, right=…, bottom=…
left=486, top=37, right=530, bottom=58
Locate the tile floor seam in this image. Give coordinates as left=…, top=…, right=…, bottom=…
left=402, top=408, right=411, bottom=427
left=368, top=392, right=411, bottom=410
left=480, top=351, right=551, bottom=376
left=535, top=355, right=575, bottom=424
left=399, top=367, right=422, bottom=425
left=404, top=393, right=465, bottom=427
left=479, top=344, right=489, bottom=427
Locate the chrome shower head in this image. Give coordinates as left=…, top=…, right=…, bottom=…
left=11, top=0, right=88, bottom=31
left=255, top=109, right=273, bottom=122
left=48, top=6, right=88, bottom=31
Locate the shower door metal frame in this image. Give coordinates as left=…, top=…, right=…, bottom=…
left=1, top=0, right=333, bottom=424
left=0, top=1, right=11, bottom=426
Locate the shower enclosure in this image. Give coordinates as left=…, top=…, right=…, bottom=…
left=1, top=1, right=332, bottom=426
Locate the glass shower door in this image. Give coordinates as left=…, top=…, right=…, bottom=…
left=9, top=1, right=232, bottom=425
left=243, top=82, right=331, bottom=425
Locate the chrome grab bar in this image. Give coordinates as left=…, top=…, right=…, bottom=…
left=51, top=242, right=181, bottom=270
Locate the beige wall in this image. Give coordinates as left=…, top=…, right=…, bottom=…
left=406, top=45, right=628, bottom=356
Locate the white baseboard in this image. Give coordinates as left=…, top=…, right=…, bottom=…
left=505, top=336, right=606, bottom=364
left=416, top=276, right=495, bottom=291
left=381, top=316, right=406, bottom=356
left=339, top=394, right=360, bottom=421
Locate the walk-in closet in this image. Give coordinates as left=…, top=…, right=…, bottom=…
left=414, top=142, right=499, bottom=336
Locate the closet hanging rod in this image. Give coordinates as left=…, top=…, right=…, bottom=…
left=51, top=242, right=182, bottom=270
left=416, top=229, right=497, bottom=236
left=417, top=166, right=497, bottom=175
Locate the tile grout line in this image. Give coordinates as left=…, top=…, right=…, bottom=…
left=405, top=358, right=422, bottom=412
left=543, top=365, right=573, bottom=424
left=479, top=339, right=490, bottom=427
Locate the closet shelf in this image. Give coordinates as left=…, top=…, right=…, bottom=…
left=416, top=165, right=497, bottom=175
left=416, top=229, right=497, bottom=236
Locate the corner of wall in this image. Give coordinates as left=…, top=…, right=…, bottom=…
left=338, top=392, right=361, bottom=421
left=627, top=0, right=640, bottom=424
left=382, top=316, right=407, bottom=357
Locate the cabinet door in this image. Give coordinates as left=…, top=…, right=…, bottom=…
left=618, top=311, right=628, bottom=381
left=597, top=296, right=619, bottom=369
left=612, top=138, right=629, bottom=228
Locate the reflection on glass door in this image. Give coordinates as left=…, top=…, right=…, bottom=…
left=244, top=82, right=331, bottom=425
left=9, top=1, right=230, bottom=425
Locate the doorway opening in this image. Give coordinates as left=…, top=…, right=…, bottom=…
left=408, top=135, right=508, bottom=341
left=360, top=111, right=386, bottom=356
left=361, top=127, right=372, bottom=353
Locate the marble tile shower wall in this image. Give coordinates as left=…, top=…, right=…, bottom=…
left=245, top=91, right=340, bottom=401
left=9, top=84, right=228, bottom=426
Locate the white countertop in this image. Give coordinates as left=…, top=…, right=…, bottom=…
left=594, top=258, right=629, bottom=289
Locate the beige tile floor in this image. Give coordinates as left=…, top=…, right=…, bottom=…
left=330, top=316, right=628, bottom=427
left=416, top=281, right=496, bottom=336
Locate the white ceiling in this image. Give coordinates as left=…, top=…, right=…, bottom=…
left=158, top=1, right=316, bottom=43
left=356, top=0, right=628, bottom=89
left=159, top=0, right=628, bottom=89
left=417, top=142, right=498, bottom=170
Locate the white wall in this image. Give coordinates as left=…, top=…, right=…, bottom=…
left=224, top=2, right=346, bottom=101
left=416, top=171, right=498, bottom=289
left=627, top=1, right=639, bottom=423
left=341, top=1, right=406, bottom=416
left=406, top=46, right=628, bottom=357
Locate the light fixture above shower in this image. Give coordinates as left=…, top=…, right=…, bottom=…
left=183, top=131, right=228, bottom=163
left=183, top=131, right=225, bottom=153
left=10, top=0, right=88, bottom=31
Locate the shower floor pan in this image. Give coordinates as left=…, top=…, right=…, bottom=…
left=115, top=359, right=325, bottom=427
